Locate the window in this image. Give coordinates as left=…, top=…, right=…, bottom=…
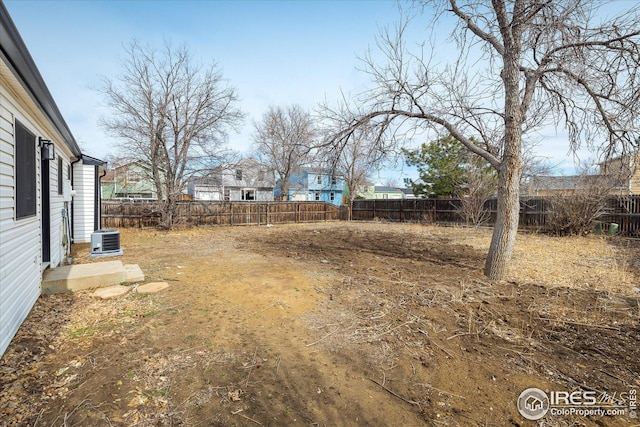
left=236, top=169, right=243, bottom=180
left=316, top=175, right=322, bottom=185
left=15, top=120, right=36, bottom=219
left=242, top=189, right=255, bottom=200
left=58, top=157, right=63, bottom=195
left=330, top=191, right=335, bottom=201
left=314, top=191, right=321, bottom=201
left=126, top=169, right=141, bottom=183
left=331, top=176, right=337, bottom=185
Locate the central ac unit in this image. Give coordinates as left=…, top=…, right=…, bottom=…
left=90, top=229, right=123, bottom=258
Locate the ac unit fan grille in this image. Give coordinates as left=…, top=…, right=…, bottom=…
left=101, top=233, right=120, bottom=251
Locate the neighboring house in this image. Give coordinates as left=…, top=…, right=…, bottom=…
left=0, top=4, right=105, bottom=356
left=187, top=158, right=275, bottom=201
left=599, top=152, right=640, bottom=194
left=524, top=174, right=624, bottom=196
left=356, top=184, right=406, bottom=200
left=188, top=176, right=224, bottom=201
left=524, top=175, right=583, bottom=196
left=279, top=168, right=345, bottom=206
left=101, top=160, right=159, bottom=200
left=400, top=187, right=417, bottom=199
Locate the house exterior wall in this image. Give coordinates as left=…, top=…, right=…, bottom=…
left=599, top=154, right=640, bottom=194
left=0, top=83, right=41, bottom=360
left=72, top=162, right=96, bottom=243
left=285, top=169, right=344, bottom=205
left=356, top=185, right=403, bottom=199
left=188, top=183, right=222, bottom=201
left=189, top=159, right=275, bottom=201
left=0, top=73, right=74, bottom=356
left=255, top=189, right=273, bottom=201
left=0, top=3, right=102, bottom=358
left=102, top=162, right=158, bottom=200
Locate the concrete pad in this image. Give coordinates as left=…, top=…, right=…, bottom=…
left=42, top=261, right=127, bottom=294
left=92, top=285, right=131, bottom=299
left=125, top=264, right=145, bottom=283
left=136, top=282, right=169, bottom=294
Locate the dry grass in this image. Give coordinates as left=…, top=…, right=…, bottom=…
left=425, top=225, right=638, bottom=294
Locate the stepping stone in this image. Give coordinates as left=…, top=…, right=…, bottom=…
left=136, top=282, right=169, bottom=294
left=92, top=285, right=131, bottom=299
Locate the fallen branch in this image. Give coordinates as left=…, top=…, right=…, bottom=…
left=537, top=316, right=621, bottom=331
left=446, top=332, right=473, bottom=340
left=368, top=319, right=416, bottom=342
left=417, top=329, right=455, bottom=359
left=253, top=300, right=282, bottom=314
left=306, top=323, right=355, bottom=347
left=274, top=355, right=281, bottom=378
left=368, top=378, right=421, bottom=407
left=245, top=347, right=259, bottom=387
left=422, top=383, right=466, bottom=400
left=231, top=409, right=262, bottom=425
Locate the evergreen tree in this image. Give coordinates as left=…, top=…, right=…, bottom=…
left=403, top=135, right=466, bottom=198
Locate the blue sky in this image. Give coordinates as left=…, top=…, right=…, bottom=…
left=4, top=0, right=610, bottom=181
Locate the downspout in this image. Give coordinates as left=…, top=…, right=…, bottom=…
left=96, top=163, right=107, bottom=230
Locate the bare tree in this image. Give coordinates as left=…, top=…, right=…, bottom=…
left=100, top=40, right=242, bottom=228
left=457, top=155, right=498, bottom=226
left=322, top=1, right=640, bottom=280
left=252, top=105, right=316, bottom=200
left=544, top=165, right=620, bottom=236
left=324, top=126, right=387, bottom=219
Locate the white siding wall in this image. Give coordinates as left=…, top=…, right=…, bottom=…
left=50, top=156, right=69, bottom=265
left=0, top=84, right=42, bottom=357
left=73, top=163, right=95, bottom=243
left=0, top=79, right=75, bottom=356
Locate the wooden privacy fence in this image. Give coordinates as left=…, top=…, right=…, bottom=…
left=351, top=196, right=640, bottom=235
left=101, top=200, right=346, bottom=228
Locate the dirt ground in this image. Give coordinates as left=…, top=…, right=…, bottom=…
left=1, top=222, right=639, bottom=426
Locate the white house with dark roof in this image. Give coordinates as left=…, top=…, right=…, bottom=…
left=0, top=3, right=105, bottom=356
left=188, top=158, right=275, bottom=201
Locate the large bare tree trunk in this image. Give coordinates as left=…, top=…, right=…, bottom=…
left=484, top=160, right=521, bottom=279
left=484, top=43, right=523, bottom=280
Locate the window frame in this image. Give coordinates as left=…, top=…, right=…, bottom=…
left=125, top=169, right=142, bottom=183
left=242, top=189, right=256, bottom=201
left=15, top=120, right=37, bottom=219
